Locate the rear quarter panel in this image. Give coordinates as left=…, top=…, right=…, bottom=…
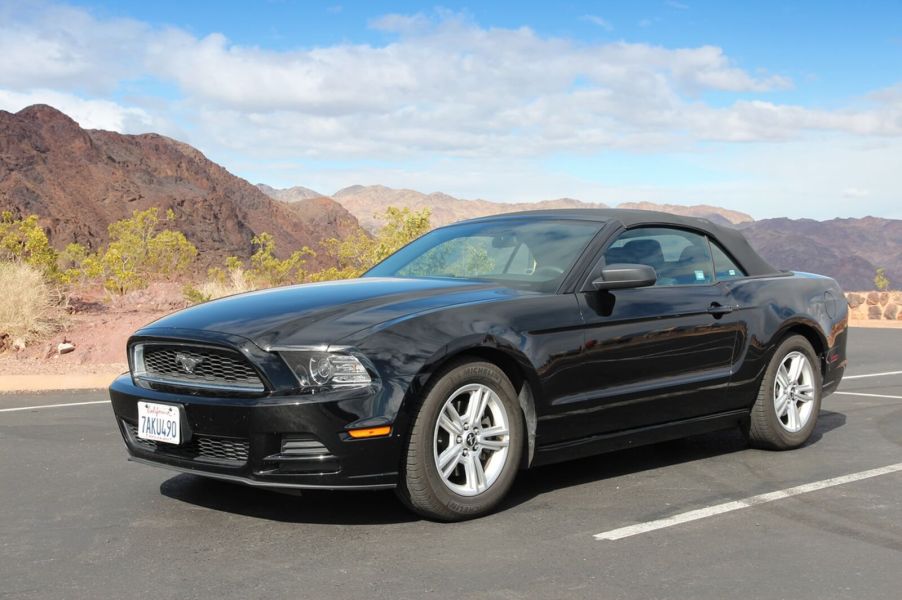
left=722, top=272, right=848, bottom=404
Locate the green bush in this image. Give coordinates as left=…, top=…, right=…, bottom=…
left=0, top=211, right=60, bottom=279
left=62, top=208, right=198, bottom=295
left=875, top=268, right=890, bottom=291
left=309, top=206, right=431, bottom=281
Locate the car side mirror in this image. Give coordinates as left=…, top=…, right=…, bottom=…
left=591, top=263, right=657, bottom=291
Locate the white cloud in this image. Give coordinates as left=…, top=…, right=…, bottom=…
left=7, top=4, right=893, bottom=159
left=842, top=187, right=871, bottom=198
left=581, top=15, right=614, bottom=31
left=368, top=12, right=432, bottom=33
left=0, top=2, right=147, bottom=93
left=1, top=4, right=901, bottom=219
left=0, top=88, right=155, bottom=132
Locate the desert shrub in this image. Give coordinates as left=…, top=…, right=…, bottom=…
left=875, top=268, right=890, bottom=291
left=0, top=262, right=57, bottom=345
left=68, top=208, right=199, bottom=295
left=58, top=242, right=102, bottom=285
left=373, top=206, right=432, bottom=261
left=309, top=206, right=431, bottom=281
left=183, top=262, right=255, bottom=303
left=0, top=212, right=60, bottom=279
left=246, top=232, right=314, bottom=287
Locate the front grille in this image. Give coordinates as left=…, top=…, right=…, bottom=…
left=134, top=343, right=265, bottom=394
left=125, top=422, right=250, bottom=465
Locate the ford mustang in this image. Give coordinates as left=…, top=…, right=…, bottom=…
left=110, top=209, right=848, bottom=520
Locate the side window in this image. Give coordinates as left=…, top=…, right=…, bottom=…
left=711, top=241, right=746, bottom=280
left=603, top=227, right=714, bottom=286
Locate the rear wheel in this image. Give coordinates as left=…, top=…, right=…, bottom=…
left=396, top=360, right=523, bottom=521
left=747, top=335, right=822, bottom=450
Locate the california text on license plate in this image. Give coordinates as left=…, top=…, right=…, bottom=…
left=137, top=401, right=182, bottom=445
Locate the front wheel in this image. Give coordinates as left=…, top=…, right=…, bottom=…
left=747, top=335, right=822, bottom=450
left=396, top=360, right=523, bottom=521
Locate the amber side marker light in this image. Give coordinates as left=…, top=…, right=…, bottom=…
left=347, top=426, right=392, bottom=439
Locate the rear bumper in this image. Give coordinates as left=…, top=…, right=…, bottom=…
left=109, top=374, right=401, bottom=490
left=821, top=323, right=848, bottom=397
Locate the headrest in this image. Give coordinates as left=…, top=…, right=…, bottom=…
left=623, top=239, right=664, bottom=266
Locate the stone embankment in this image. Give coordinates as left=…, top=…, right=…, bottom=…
left=846, top=291, right=902, bottom=321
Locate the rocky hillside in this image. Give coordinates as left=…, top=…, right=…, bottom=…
left=256, top=183, right=323, bottom=202
left=0, top=105, right=361, bottom=266
left=282, top=196, right=364, bottom=242
left=740, top=217, right=902, bottom=291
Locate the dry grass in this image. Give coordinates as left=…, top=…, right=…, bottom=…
left=0, top=261, right=59, bottom=346
left=189, top=267, right=256, bottom=302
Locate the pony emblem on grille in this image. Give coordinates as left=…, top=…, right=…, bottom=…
left=174, top=352, right=204, bottom=374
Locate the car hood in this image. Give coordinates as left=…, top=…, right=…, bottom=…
left=139, top=277, right=528, bottom=349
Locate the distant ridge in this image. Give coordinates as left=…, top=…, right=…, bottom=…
left=329, top=184, right=610, bottom=231
left=323, top=184, right=753, bottom=231
left=256, top=183, right=323, bottom=202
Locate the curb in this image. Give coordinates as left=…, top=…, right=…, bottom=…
left=0, top=373, right=122, bottom=394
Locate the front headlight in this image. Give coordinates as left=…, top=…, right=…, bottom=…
left=279, top=349, right=372, bottom=391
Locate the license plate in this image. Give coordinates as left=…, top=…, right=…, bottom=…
left=137, top=402, right=182, bottom=445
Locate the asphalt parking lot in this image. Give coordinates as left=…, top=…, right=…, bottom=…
left=1, top=328, right=900, bottom=600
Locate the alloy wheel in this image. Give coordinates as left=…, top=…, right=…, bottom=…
left=772, top=351, right=816, bottom=433
left=432, top=383, right=511, bottom=496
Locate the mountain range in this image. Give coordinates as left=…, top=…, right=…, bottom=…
left=0, top=104, right=897, bottom=291
left=316, top=184, right=754, bottom=231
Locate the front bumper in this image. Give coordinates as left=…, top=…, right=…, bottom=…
left=109, top=374, right=401, bottom=490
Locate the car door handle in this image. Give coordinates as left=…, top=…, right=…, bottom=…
left=707, top=302, right=734, bottom=316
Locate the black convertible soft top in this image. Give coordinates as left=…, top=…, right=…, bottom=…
left=463, top=208, right=781, bottom=277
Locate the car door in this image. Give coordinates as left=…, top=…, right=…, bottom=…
left=538, top=226, right=745, bottom=444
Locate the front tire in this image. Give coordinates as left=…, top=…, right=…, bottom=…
left=747, top=335, right=822, bottom=450
left=397, top=360, right=523, bottom=521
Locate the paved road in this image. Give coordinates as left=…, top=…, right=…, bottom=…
left=1, top=329, right=900, bottom=599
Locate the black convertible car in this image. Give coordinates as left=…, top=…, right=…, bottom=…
left=110, top=209, right=848, bottom=520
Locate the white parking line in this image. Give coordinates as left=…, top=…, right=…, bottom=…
left=843, top=370, right=902, bottom=380
left=834, top=391, right=902, bottom=400
left=0, top=400, right=110, bottom=413
left=594, top=462, right=902, bottom=541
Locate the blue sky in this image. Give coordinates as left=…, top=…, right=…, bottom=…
left=1, top=1, right=900, bottom=219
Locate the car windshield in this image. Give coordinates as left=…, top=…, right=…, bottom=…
left=365, top=218, right=602, bottom=291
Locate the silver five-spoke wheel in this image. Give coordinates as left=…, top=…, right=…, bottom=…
left=772, top=351, right=815, bottom=433
left=748, top=335, right=822, bottom=450
left=433, top=383, right=510, bottom=496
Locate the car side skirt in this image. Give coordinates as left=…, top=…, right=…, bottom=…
left=531, top=409, right=748, bottom=467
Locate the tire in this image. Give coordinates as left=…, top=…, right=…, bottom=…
left=747, top=335, right=822, bottom=450
left=396, top=360, right=524, bottom=521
